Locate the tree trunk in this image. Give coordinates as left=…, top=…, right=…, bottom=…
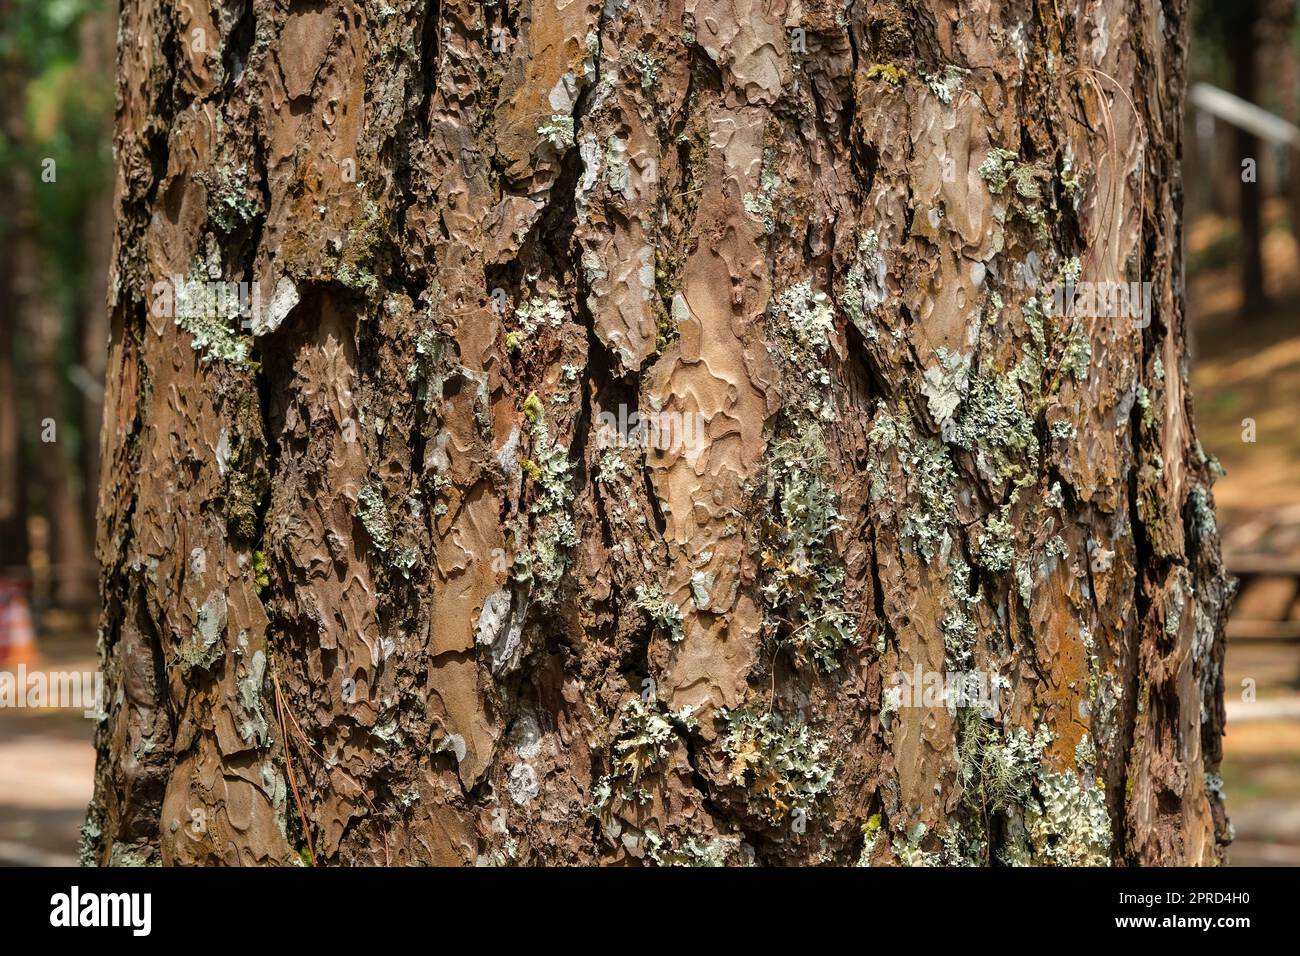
left=0, top=0, right=32, bottom=576
left=1228, top=0, right=1266, bottom=314
left=87, top=0, right=1233, bottom=866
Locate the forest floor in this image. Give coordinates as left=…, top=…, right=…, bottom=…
left=0, top=206, right=1298, bottom=867
left=1190, top=198, right=1300, bottom=865
left=0, top=611, right=95, bottom=866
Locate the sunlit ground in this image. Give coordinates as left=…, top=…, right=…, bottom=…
left=1191, top=199, right=1300, bottom=864
left=0, top=613, right=95, bottom=866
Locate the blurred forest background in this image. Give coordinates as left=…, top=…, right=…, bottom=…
left=2, top=0, right=1300, bottom=864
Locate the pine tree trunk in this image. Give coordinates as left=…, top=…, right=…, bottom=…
left=87, top=0, right=1233, bottom=866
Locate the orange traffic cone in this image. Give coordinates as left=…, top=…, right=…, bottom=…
left=0, top=580, right=39, bottom=668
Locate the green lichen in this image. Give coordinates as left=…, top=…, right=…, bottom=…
left=207, top=163, right=261, bottom=233
left=357, top=484, right=393, bottom=553
left=633, top=584, right=685, bottom=642
left=719, top=706, right=834, bottom=826
left=538, top=115, right=575, bottom=150
left=978, top=148, right=1050, bottom=240
left=950, top=367, right=1039, bottom=486
left=174, top=268, right=253, bottom=366
left=893, top=822, right=942, bottom=866
left=1059, top=152, right=1084, bottom=209
left=856, top=813, right=884, bottom=865
left=328, top=196, right=384, bottom=297
left=515, top=296, right=565, bottom=336
left=644, top=830, right=728, bottom=867
left=1025, top=770, right=1112, bottom=866
left=235, top=649, right=269, bottom=745
left=521, top=392, right=544, bottom=424
left=976, top=506, right=1016, bottom=573
left=759, top=427, right=858, bottom=670
left=959, top=716, right=1051, bottom=812
left=179, top=591, right=227, bottom=671
left=866, top=63, right=908, bottom=85
left=1190, top=484, right=1217, bottom=537
left=924, top=65, right=969, bottom=104
left=743, top=147, right=781, bottom=233
left=251, top=550, right=270, bottom=594
left=867, top=403, right=958, bottom=561
left=630, top=51, right=660, bottom=90
left=843, top=231, right=886, bottom=339
left=592, top=697, right=698, bottom=810
left=773, top=281, right=836, bottom=355
left=513, top=406, right=576, bottom=605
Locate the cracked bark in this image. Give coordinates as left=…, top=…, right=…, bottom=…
left=87, top=0, right=1232, bottom=866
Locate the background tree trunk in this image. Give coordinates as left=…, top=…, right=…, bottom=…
left=87, top=0, right=1233, bottom=866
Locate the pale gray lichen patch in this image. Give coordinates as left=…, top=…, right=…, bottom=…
left=1025, top=769, right=1112, bottom=866
left=235, top=649, right=269, bottom=746
left=515, top=296, right=566, bottom=336
left=743, top=146, right=781, bottom=233
left=643, top=830, right=729, bottom=867
left=180, top=591, right=227, bottom=671
left=978, top=148, right=1049, bottom=240
left=867, top=403, right=958, bottom=561
left=538, top=114, right=575, bottom=151
left=921, top=347, right=972, bottom=431
left=844, top=230, right=887, bottom=339
left=924, top=64, right=969, bottom=104
left=174, top=268, right=254, bottom=366
left=357, top=483, right=393, bottom=553
left=718, top=706, right=834, bottom=826
left=514, top=406, right=577, bottom=606
left=759, top=427, right=858, bottom=670
left=591, top=697, right=697, bottom=810
left=633, top=583, right=685, bottom=642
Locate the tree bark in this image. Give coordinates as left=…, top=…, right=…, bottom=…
left=87, top=0, right=1233, bottom=866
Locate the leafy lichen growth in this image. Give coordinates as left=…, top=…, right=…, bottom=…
left=643, top=830, right=728, bottom=867
left=1025, top=770, right=1112, bottom=866
left=1059, top=151, right=1084, bottom=209
left=975, top=505, right=1017, bottom=573
left=867, top=403, right=958, bottom=561
left=844, top=231, right=886, bottom=339
left=773, top=281, right=836, bottom=355
left=207, top=163, right=261, bottom=233
left=180, top=591, right=227, bottom=672
left=629, top=51, right=660, bottom=90
left=174, top=268, right=253, bottom=366
left=978, top=148, right=1049, bottom=240
left=1190, top=484, right=1217, bottom=536
left=514, top=405, right=576, bottom=605
left=633, top=584, right=685, bottom=642
left=959, top=716, right=1051, bottom=812
left=924, top=64, right=969, bottom=104
left=538, top=114, right=575, bottom=150
left=719, top=707, right=834, bottom=826
left=742, top=146, right=781, bottom=233
left=592, top=697, right=697, bottom=809
left=759, top=427, right=858, bottom=670
left=865, top=63, right=908, bottom=85
left=357, top=484, right=393, bottom=553
left=950, top=367, right=1040, bottom=486
left=515, top=296, right=565, bottom=337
